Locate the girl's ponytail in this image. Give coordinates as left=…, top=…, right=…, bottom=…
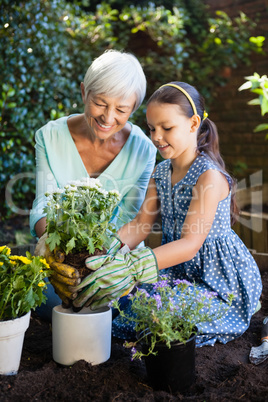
left=197, top=118, right=224, bottom=168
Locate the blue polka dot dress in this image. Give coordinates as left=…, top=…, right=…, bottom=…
left=112, top=153, right=263, bottom=346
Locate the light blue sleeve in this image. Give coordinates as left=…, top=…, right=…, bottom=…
left=29, top=125, right=57, bottom=237
left=29, top=117, right=88, bottom=237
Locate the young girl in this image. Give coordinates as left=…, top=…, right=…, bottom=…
left=63, top=82, right=263, bottom=347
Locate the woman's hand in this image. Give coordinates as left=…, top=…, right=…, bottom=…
left=34, top=234, right=81, bottom=306
left=34, top=233, right=128, bottom=307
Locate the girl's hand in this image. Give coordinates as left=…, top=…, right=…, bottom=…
left=69, top=247, right=159, bottom=309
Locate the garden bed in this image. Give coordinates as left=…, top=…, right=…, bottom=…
left=0, top=269, right=267, bottom=401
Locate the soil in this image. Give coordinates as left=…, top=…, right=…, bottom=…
left=0, top=271, right=266, bottom=401
left=0, top=216, right=268, bottom=401
left=64, top=247, right=106, bottom=278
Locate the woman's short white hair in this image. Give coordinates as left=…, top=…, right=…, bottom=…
left=83, top=50, right=146, bottom=112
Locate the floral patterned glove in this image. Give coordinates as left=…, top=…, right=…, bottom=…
left=70, top=247, right=159, bottom=309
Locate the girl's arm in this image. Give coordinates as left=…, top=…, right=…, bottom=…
left=118, top=176, right=160, bottom=249
left=152, top=169, right=229, bottom=270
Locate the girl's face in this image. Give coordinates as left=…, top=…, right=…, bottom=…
left=81, top=83, right=136, bottom=140
left=146, top=101, right=198, bottom=161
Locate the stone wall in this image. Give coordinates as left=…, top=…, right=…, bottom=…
left=204, top=0, right=268, bottom=183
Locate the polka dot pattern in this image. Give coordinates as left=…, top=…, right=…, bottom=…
left=112, top=153, right=263, bottom=347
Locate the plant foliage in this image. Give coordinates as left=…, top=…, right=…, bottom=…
left=0, top=245, right=50, bottom=320
left=112, top=276, right=234, bottom=360
left=239, top=73, right=268, bottom=139
left=44, top=178, right=120, bottom=255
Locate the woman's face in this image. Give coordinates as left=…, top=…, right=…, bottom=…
left=81, top=84, right=136, bottom=140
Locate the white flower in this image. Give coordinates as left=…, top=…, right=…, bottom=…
left=97, top=188, right=108, bottom=197
left=68, top=177, right=101, bottom=189
left=109, top=190, right=120, bottom=198
left=52, top=188, right=65, bottom=195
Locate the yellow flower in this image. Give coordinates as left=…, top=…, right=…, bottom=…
left=40, top=258, right=50, bottom=269
left=38, top=281, right=46, bottom=287
left=9, top=255, right=32, bottom=265
left=0, top=245, right=11, bottom=255
left=0, top=262, right=3, bottom=266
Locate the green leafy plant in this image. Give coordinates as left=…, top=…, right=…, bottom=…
left=112, top=276, right=234, bottom=360
left=44, top=178, right=120, bottom=255
left=239, top=73, right=268, bottom=139
left=0, top=245, right=50, bottom=321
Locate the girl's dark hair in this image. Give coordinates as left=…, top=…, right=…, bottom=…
left=147, top=81, right=239, bottom=225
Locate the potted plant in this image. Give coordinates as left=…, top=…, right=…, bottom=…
left=112, top=277, right=234, bottom=392
left=44, top=177, right=120, bottom=273
left=0, top=245, right=50, bottom=375
left=42, top=177, right=121, bottom=366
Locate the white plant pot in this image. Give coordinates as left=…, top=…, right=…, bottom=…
left=52, top=305, right=112, bottom=366
left=0, top=311, right=31, bottom=375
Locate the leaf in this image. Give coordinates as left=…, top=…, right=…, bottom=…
left=13, top=275, right=25, bottom=290
left=65, top=237, right=76, bottom=254
left=238, top=81, right=252, bottom=91
left=87, top=237, right=95, bottom=255
left=260, top=97, right=268, bottom=116
left=248, top=99, right=260, bottom=106
left=254, top=124, right=268, bottom=132
left=46, top=232, right=61, bottom=251
left=21, top=287, right=35, bottom=311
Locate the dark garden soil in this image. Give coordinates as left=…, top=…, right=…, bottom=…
left=0, top=273, right=266, bottom=401
left=0, top=217, right=268, bottom=401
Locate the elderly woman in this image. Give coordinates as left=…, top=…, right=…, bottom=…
left=31, top=50, right=156, bottom=319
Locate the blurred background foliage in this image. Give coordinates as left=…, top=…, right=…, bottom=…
left=0, top=0, right=265, bottom=220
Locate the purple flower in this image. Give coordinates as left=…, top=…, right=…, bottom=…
left=138, top=289, right=150, bottom=298
left=153, top=280, right=168, bottom=290
left=131, top=347, right=137, bottom=361
left=174, top=279, right=191, bottom=287
left=169, top=297, right=175, bottom=311
left=205, top=291, right=218, bottom=299
left=153, top=294, right=162, bottom=309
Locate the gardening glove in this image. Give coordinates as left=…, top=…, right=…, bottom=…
left=70, top=247, right=159, bottom=310
left=34, top=233, right=125, bottom=305
left=34, top=233, right=81, bottom=305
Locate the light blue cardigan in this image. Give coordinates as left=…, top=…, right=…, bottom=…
left=30, top=116, right=156, bottom=237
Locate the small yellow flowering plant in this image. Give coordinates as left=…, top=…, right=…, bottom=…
left=0, top=245, right=50, bottom=321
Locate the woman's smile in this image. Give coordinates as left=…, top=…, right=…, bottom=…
left=94, top=118, right=114, bottom=130
left=83, top=93, right=136, bottom=140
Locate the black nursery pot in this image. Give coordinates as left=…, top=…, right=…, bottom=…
left=142, top=333, right=196, bottom=393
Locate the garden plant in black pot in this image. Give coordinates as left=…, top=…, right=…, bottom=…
left=112, top=277, right=234, bottom=393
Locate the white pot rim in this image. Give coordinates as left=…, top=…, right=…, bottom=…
left=53, top=305, right=110, bottom=316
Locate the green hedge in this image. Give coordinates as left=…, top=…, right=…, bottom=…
left=0, top=0, right=265, bottom=219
